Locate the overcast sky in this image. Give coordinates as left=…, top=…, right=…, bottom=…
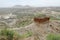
left=0, top=0, right=60, bottom=7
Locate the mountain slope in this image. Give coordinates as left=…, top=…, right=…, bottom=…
left=10, top=20, right=60, bottom=40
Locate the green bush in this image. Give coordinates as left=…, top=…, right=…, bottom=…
left=0, top=29, right=20, bottom=40
left=0, top=29, right=15, bottom=40
left=46, top=33, right=60, bottom=40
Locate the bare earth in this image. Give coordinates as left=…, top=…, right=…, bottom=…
left=12, top=20, right=60, bottom=40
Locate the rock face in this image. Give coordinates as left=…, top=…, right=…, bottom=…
left=34, top=17, right=50, bottom=23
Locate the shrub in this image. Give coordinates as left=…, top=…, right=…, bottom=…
left=46, top=33, right=60, bottom=40
left=0, top=29, right=15, bottom=40
left=0, top=29, right=20, bottom=40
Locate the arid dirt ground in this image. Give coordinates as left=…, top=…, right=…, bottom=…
left=14, top=20, right=60, bottom=40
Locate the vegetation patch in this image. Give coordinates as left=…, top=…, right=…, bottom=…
left=0, top=29, right=33, bottom=40
left=19, top=31, right=33, bottom=38
left=0, top=29, right=20, bottom=40
left=46, top=33, right=60, bottom=40
left=15, top=19, right=32, bottom=27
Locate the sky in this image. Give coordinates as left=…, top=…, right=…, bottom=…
left=0, top=0, right=60, bottom=7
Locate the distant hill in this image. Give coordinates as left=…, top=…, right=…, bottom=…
left=12, top=5, right=31, bottom=8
